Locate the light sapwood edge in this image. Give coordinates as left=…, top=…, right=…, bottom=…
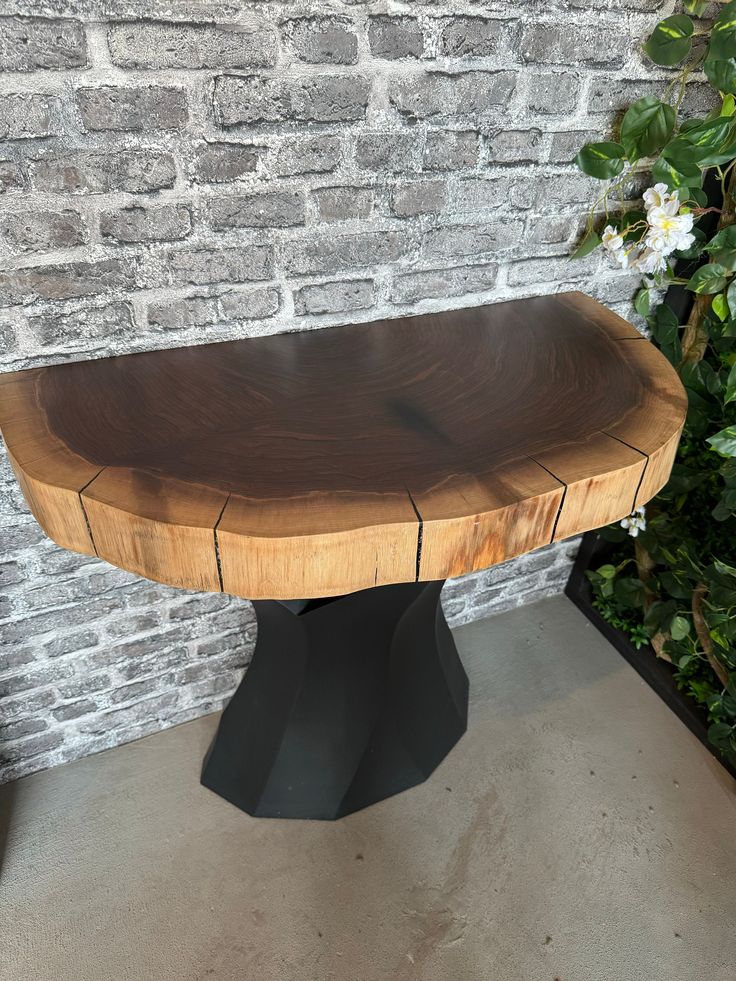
left=6, top=447, right=98, bottom=556
left=216, top=518, right=421, bottom=600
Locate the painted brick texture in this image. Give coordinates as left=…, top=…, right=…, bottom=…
left=0, top=0, right=705, bottom=782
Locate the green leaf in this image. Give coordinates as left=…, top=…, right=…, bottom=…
left=677, top=117, right=736, bottom=165
left=620, top=97, right=676, bottom=161
left=710, top=0, right=736, bottom=61
left=727, top=277, right=736, bottom=314
left=713, top=292, right=729, bottom=320
left=571, top=228, right=601, bottom=259
left=575, top=142, right=626, bottom=180
left=708, top=722, right=733, bottom=748
left=634, top=288, right=653, bottom=317
left=597, top=564, right=617, bottom=580
left=687, top=263, right=730, bottom=294
left=724, top=362, right=736, bottom=404
left=706, top=225, right=736, bottom=270
left=708, top=426, right=736, bottom=456
left=684, top=0, right=709, bottom=13
left=670, top=615, right=691, bottom=641
left=723, top=93, right=736, bottom=116
left=644, top=15, right=694, bottom=66
left=714, top=558, right=736, bottom=578
left=651, top=153, right=702, bottom=190
left=704, top=51, right=736, bottom=96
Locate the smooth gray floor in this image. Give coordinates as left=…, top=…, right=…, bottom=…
left=1, top=595, right=735, bottom=981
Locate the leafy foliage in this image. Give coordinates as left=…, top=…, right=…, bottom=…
left=575, top=3, right=736, bottom=768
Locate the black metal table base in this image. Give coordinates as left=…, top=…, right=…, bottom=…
left=200, top=580, right=469, bottom=820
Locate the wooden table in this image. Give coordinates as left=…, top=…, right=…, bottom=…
left=0, top=292, right=686, bottom=819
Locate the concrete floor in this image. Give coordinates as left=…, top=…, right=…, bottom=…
left=1, top=595, right=735, bottom=981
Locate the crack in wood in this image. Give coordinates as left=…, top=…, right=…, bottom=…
left=77, top=467, right=105, bottom=556
left=405, top=488, right=424, bottom=582
left=603, top=430, right=650, bottom=512
left=213, top=495, right=231, bottom=593
left=527, top=456, right=568, bottom=544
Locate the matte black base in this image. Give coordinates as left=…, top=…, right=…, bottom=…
left=201, top=580, right=469, bottom=820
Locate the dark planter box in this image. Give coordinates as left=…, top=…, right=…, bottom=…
left=565, top=531, right=736, bottom=779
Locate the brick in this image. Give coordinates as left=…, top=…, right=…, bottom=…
left=0, top=16, right=86, bottom=71
left=168, top=245, right=274, bottom=286
left=76, top=692, right=179, bottom=736
left=52, top=699, right=97, bottom=722
left=423, top=130, right=480, bottom=171
left=548, top=130, right=598, bottom=164
left=1, top=689, right=55, bottom=720
left=168, top=594, right=230, bottom=621
left=587, top=78, right=717, bottom=119
left=58, top=672, right=112, bottom=700
left=43, top=629, right=99, bottom=658
left=0, top=731, right=63, bottom=762
left=439, top=17, right=511, bottom=58
left=391, top=181, right=445, bottom=218
left=422, top=221, right=523, bottom=259
left=451, top=177, right=534, bottom=213
left=148, top=295, right=217, bottom=330
left=519, top=23, right=629, bottom=68
left=192, top=143, right=259, bottom=183
left=283, top=231, right=410, bottom=275
left=0, top=258, right=135, bottom=306
left=273, top=135, right=342, bottom=176
left=100, top=204, right=192, bottom=243
left=76, top=85, right=188, bottom=132
left=313, top=186, right=373, bottom=223
left=356, top=131, right=421, bottom=172
left=293, top=279, right=374, bottom=316
left=208, top=191, right=305, bottom=230
left=214, top=74, right=369, bottom=125
left=283, top=17, right=358, bottom=65
left=0, top=209, right=87, bottom=253
left=532, top=172, right=597, bottom=209
left=29, top=301, right=135, bottom=347
left=0, top=560, right=24, bottom=587
left=218, top=288, right=280, bottom=322
left=0, top=520, right=44, bottom=552
left=524, top=215, right=575, bottom=247
left=108, top=20, right=276, bottom=69
left=368, top=16, right=423, bottom=59
left=29, top=149, right=177, bottom=194
left=486, top=128, right=542, bottom=164
left=196, top=631, right=244, bottom=658
left=0, top=717, right=47, bottom=740
left=391, top=263, right=499, bottom=304
left=0, top=648, right=35, bottom=674
left=0, top=93, right=60, bottom=139
left=526, top=73, right=581, bottom=114
left=389, top=71, right=517, bottom=120
left=505, top=254, right=598, bottom=287
left=0, top=161, right=24, bottom=193
left=0, top=322, right=17, bottom=358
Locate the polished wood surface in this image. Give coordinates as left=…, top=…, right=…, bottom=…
left=0, top=292, right=686, bottom=599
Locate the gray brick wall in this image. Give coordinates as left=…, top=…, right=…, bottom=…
left=0, top=0, right=701, bottom=783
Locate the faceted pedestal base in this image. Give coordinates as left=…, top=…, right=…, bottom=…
left=201, top=580, right=468, bottom=820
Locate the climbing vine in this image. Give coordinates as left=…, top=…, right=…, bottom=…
left=575, top=1, right=736, bottom=766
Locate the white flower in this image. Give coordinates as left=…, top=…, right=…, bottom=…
left=620, top=506, right=647, bottom=538
left=631, top=247, right=669, bottom=275
left=602, top=224, right=624, bottom=253
left=643, top=183, right=679, bottom=215
left=613, top=249, right=630, bottom=268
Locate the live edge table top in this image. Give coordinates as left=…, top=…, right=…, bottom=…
left=0, top=291, right=686, bottom=600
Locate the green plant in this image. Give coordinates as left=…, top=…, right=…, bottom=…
left=575, top=1, right=736, bottom=767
